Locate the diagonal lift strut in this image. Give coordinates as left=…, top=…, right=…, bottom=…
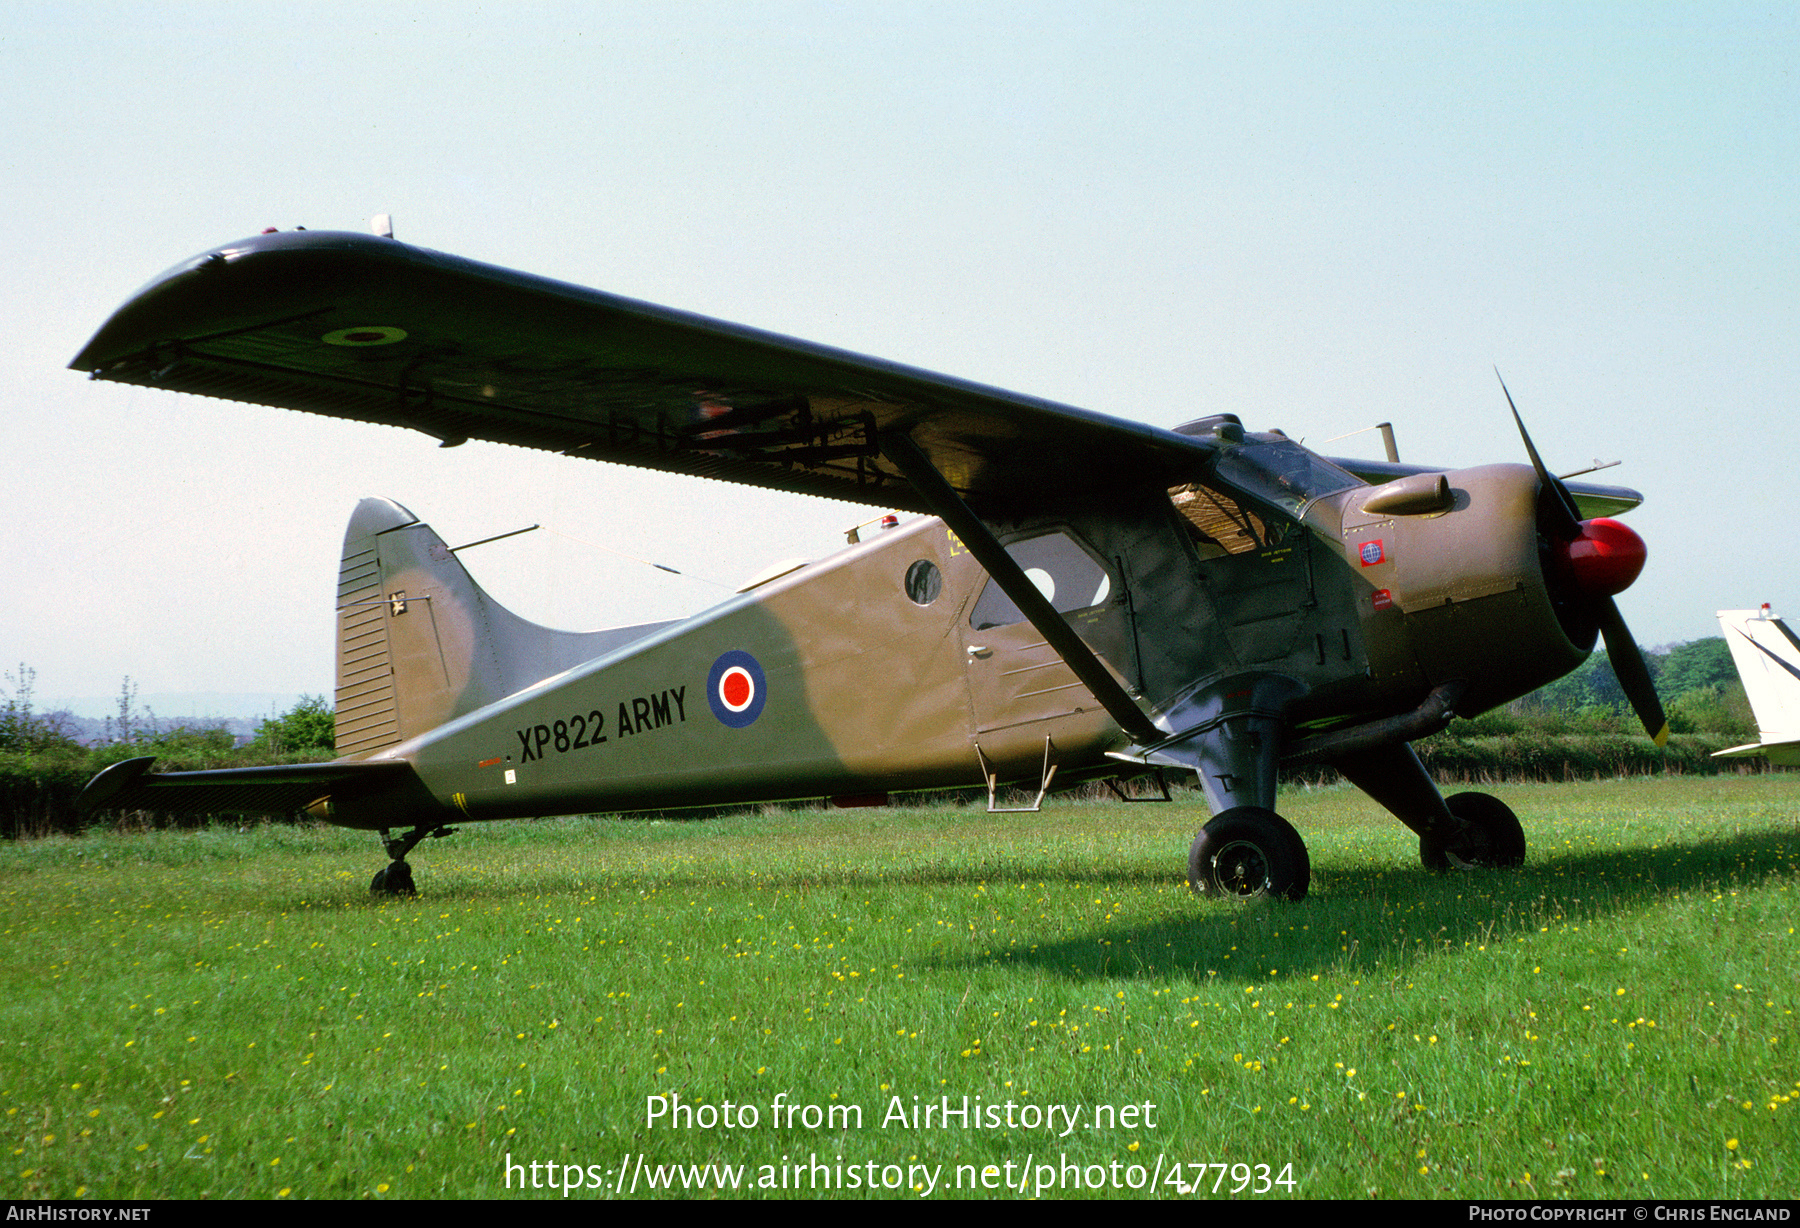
left=881, top=433, right=1163, bottom=745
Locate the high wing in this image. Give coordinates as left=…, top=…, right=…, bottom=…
left=73, top=230, right=1643, bottom=519
left=71, top=230, right=1218, bottom=518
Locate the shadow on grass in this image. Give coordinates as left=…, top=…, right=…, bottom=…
left=198, top=813, right=1798, bottom=976
left=920, top=824, right=1800, bottom=984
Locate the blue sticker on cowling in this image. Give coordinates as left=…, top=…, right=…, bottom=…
left=707, top=650, right=767, bottom=728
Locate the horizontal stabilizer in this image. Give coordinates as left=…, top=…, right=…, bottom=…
left=79, top=756, right=418, bottom=818
left=1713, top=738, right=1800, bottom=766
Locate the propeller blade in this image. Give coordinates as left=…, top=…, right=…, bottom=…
left=1496, top=370, right=1582, bottom=540
left=1596, top=597, right=1669, bottom=745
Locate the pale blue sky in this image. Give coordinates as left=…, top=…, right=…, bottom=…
left=5, top=3, right=1796, bottom=710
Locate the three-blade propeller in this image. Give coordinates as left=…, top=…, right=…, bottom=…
left=1498, top=373, right=1669, bottom=746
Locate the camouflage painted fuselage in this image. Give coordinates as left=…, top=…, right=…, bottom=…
left=319, top=449, right=1590, bottom=832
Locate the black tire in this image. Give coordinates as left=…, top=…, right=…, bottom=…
left=370, top=861, right=418, bottom=897
left=1421, top=791, right=1525, bottom=870
left=1188, top=807, right=1310, bottom=901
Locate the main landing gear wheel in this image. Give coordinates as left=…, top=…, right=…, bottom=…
left=1188, top=807, right=1310, bottom=901
left=1420, top=791, right=1525, bottom=871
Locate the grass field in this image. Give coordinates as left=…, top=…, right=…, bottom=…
left=1, top=775, right=1794, bottom=1200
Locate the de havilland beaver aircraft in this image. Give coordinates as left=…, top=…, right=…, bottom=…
left=74, top=227, right=1668, bottom=899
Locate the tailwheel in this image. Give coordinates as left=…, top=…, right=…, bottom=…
left=1188, top=806, right=1310, bottom=901
left=370, top=860, right=417, bottom=897
left=368, top=824, right=455, bottom=896
left=1421, top=791, right=1525, bottom=871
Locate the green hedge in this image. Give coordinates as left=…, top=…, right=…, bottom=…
left=1280, top=732, right=1762, bottom=789
left=0, top=758, right=94, bottom=838
left=5, top=731, right=1778, bottom=839
left=0, top=749, right=334, bottom=839
left=1412, top=731, right=1755, bottom=784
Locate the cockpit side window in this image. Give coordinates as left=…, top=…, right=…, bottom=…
left=1214, top=439, right=1363, bottom=514
left=1169, top=438, right=1364, bottom=557
left=1168, top=483, right=1274, bottom=556
left=969, top=532, right=1113, bottom=630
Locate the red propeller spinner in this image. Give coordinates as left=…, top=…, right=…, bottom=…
left=1563, top=517, right=1647, bottom=598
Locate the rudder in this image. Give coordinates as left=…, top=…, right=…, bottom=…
left=1717, top=607, right=1800, bottom=743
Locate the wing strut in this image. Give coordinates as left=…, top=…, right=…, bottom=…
left=881, top=434, right=1163, bottom=744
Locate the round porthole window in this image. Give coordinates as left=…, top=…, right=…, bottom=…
left=904, top=559, right=942, bottom=605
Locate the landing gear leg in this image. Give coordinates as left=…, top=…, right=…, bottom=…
left=370, top=824, right=457, bottom=896
left=1331, top=742, right=1526, bottom=871
left=1146, top=672, right=1311, bottom=901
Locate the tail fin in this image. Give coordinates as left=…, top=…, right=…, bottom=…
left=1716, top=607, right=1800, bottom=744
left=334, top=498, right=677, bottom=757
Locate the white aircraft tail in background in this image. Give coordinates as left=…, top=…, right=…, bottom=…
left=1714, top=605, right=1800, bottom=766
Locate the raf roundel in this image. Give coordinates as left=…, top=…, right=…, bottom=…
left=322, top=325, right=409, bottom=347
left=707, top=651, right=767, bottom=728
